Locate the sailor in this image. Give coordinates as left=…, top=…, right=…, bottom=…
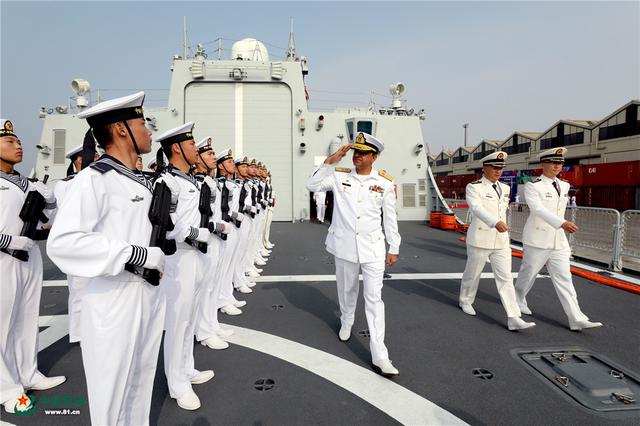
left=155, top=123, right=226, bottom=410
left=514, top=147, right=603, bottom=331
left=263, top=169, right=276, bottom=249
left=53, top=134, right=98, bottom=344
left=251, top=161, right=271, bottom=265
left=314, top=190, right=327, bottom=223
left=232, top=155, right=257, bottom=293
left=147, top=159, right=158, bottom=173
left=0, top=119, right=66, bottom=414
left=192, top=136, right=234, bottom=350
left=46, top=92, right=164, bottom=425
left=243, top=159, right=264, bottom=279
left=215, top=148, right=247, bottom=315
left=306, top=132, right=401, bottom=377
left=458, top=151, right=535, bottom=331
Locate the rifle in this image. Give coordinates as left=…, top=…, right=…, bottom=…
left=184, top=183, right=212, bottom=253
left=125, top=181, right=176, bottom=286
left=2, top=175, right=51, bottom=261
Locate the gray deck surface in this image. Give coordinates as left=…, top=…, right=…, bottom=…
left=4, top=221, right=639, bottom=425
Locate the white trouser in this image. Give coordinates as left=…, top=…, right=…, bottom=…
left=249, top=212, right=265, bottom=261
left=68, top=275, right=90, bottom=343
left=233, top=218, right=253, bottom=288
left=217, top=226, right=241, bottom=309
left=241, top=216, right=257, bottom=272
left=316, top=201, right=325, bottom=222
left=195, top=237, right=223, bottom=341
left=459, top=245, right=521, bottom=318
left=81, top=275, right=165, bottom=425
left=0, top=248, right=44, bottom=404
left=334, top=257, right=389, bottom=363
left=161, top=247, right=206, bottom=398
left=515, top=245, right=589, bottom=323
left=263, top=207, right=274, bottom=246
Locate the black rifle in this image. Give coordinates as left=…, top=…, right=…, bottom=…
left=125, top=181, right=176, bottom=286
left=2, top=175, right=51, bottom=261
left=184, top=183, right=212, bottom=253
left=250, top=185, right=257, bottom=218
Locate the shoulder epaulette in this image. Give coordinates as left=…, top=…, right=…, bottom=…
left=558, top=177, right=568, bottom=183
left=471, top=180, right=481, bottom=184
left=532, top=178, right=542, bottom=183
left=335, top=167, right=351, bottom=173
left=378, top=169, right=393, bottom=181
left=61, top=175, right=75, bottom=181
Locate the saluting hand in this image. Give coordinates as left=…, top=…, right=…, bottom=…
left=385, top=253, right=398, bottom=267
left=324, top=144, right=352, bottom=165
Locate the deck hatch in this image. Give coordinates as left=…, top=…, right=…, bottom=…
left=517, top=348, right=640, bottom=412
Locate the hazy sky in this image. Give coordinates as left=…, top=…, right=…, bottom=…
left=2, top=1, right=638, bottom=173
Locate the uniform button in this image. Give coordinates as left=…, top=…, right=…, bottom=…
left=356, top=232, right=359, bottom=235
left=357, top=215, right=361, bottom=219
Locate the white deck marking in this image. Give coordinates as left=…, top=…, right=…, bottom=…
left=253, top=272, right=539, bottom=282
left=38, top=314, right=69, bottom=351
left=44, top=272, right=542, bottom=287
left=222, top=324, right=468, bottom=426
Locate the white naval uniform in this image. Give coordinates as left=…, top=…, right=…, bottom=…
left=46, top=156, right=164, bottom=426
left=53, top=175, right=89, bottom=343
left=195, top=175, right=225, bottom=341
left=459, top=177, right=520, bottom=317
left=160, top=168, right=209, bottom=399
left=232, top=179, right=255, bottom=288
left=0, top=171, right=56, bottom=405
left=216, top=177, right=244, bottom=309
left=515, top=175, right=590, bottom=323
left=263, top=181, right=275, bottom=246
left=306, top=164, right=401, bottom=363
left=314, top=191, right=327, bottom=222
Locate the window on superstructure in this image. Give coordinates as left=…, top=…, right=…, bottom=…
left=418, top=179, right=426, bottom=192
left=357, top=121, right=373, bottom=135
left=346, top=122, right=354, bottom=142
left=53, top=130, right=66, bottom=164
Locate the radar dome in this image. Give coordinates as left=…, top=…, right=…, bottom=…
left=231, top=38, right=269, bottom=61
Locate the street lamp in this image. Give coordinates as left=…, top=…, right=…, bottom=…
left=462, top=123, right=469, bottom=147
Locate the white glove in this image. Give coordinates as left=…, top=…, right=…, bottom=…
left=220, top=221, right=231, bottom=234
left=231, top=211, right=244, bottom=222
left=195, top=228, right=210, bottom=243
left=251, top=206, right=257, bottom=215
left=32, top=182, right=55, bottom=204
left=203, top=176, right=217, bottom=191
left=143, top=247, right=165, bottom=273
left=156, top=174, right=180, bottom=205
left=7, top=236, right=35, bottom=251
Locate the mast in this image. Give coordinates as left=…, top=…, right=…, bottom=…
left=286, top=17, right=296, bottom=61
left=183, top=16, right=188, bottom=59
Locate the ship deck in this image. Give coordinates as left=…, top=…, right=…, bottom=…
left=4, top=221, right=640, bottom=425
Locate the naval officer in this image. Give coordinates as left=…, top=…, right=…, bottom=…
left=47, top=92, right=165, bottom=425
left=306, top=132, right=401, bottom=377
left=458, top=151, right=535, bottom=331
left=0, top=119, right=66, bottom=415
left=515, top=147, right=602, bottom=331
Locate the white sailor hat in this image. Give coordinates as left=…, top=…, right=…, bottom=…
left=147, top=159, right=157, bottom=169
left=77, top=91, right=145, bottom=128
left=481, top=151, right=507, bottom=167
left=234, top=155, right=249, bottom=165
left=216, top=148, right=233, bottom=162
left=196, top=136, right=214, bottom=153
left=155, top=122, right=195, bottom=147
left=538, top=147, right=566, bottom=163
left=351, top=132, right=384, bottom=154
left=0, top=119, right=17, bottom=138
left=65, top=144, right=84, bottom=159
left=249, top=158, right=257, bottom=166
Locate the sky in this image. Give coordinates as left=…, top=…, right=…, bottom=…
left=2, top=1, right=639, bottom=173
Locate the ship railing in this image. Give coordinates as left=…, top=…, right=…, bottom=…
left=619, top=210, right=640, bottom=272
left=508, top=204, right=624, bottom=271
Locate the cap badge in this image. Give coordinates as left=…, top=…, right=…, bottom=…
left=497, top=153, right=504, bottom=160
left=4, top=120, right=13, bottom=131
left=555, top=148, right=563, bottom=155
left=355, top=133, right=366, bottom=144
